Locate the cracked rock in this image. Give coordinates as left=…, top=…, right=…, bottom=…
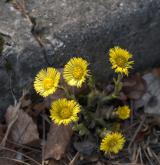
left=0, top=0, right=160, bottom=117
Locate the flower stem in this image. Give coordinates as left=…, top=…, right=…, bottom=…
left=112, top=74, right=123, bottom=98
left=101, top=74, right=123, bottom=103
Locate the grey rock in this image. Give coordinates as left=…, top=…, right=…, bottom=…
left=143, top=73, right=160, bottom=116
left=135, top=72, right=160, bottom=116
left=0, top=0, right=160, bottom=116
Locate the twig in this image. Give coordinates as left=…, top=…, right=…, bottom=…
left=0, top=102, right=20, bottom=147
left=0, top=157, right=30, bottom=165
left=0, top=90, right=27, bottom=147
left=130, top=100, right=134, bottom=124
left=150, top=148, right=160, bottom=164
left=135, top=146, right=140, bottom=163
left=0, top=146, right=41, bottom=165
left=40, top=113, right=51, bottom=124
left=128, top=115, right=146, bottom=151
left=0, top=137, right=41, bottom=153
left=131, top=143, right=137, bottom=162
left=147, top=146, right=153, bottom=158
left=123, top=121, right=139, bottom=133
left=42, top=111, right=45, bottom=165
left=69, top=152, right=80, bottom=165
left=9, top=72, right=17, bottom=105
left=67, top=153, right=73, bottom=162
left=142, top=147, right=154, bottom=165
left=113, top=163, right=143, bottom=165
left=139, top=146, right=144, bottom=165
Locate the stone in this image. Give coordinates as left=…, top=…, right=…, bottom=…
left=134, top=71, right=160, bottom=116
left=142, top=73, right=160, bottom=116
left=0, top=0, right=160, bottom=116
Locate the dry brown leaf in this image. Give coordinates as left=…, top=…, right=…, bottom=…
left=44, top=122, right=73, bottom=161
left=122, top=74, right=147, bottom=100
left=30, top=102, right=46, bottom=117
left=152, top=116, right=160, bottom=125
left=152, top=67, right=160, bottom=77
left=21, top=95, right=32, bottom=109
left=5, top=106, right=39, bottom=144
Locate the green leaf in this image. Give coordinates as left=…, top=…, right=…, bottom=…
left=72, top=123, right=89, bottom=136
left=88, top=76, right=96, bottom=90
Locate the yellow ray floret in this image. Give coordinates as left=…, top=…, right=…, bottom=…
left=50, top=98, right=81, bottom=125
left=34, top=67, right=60, bottom=97
left=109, top=46, right=134, bottom=76
left=100, top=132, right=125, bottom=154
left=63, top=57, right=89, bottom=88
left=116, top=105, right=131, bottom=120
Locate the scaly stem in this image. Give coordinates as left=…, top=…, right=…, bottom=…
left=112, top=74, right=123, bottom=98
left=101, top=74, right=123, bottom=102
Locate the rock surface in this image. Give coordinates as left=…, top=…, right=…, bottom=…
left=0, top=0, right=160, bottom=115
left=143, top=73, right=160, bottom=116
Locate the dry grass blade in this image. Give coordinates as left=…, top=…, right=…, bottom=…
left=42, top=111, right=45, bottom=165
left=123, top=74, right=147, bottom=100
left=0, top=90, right=27, bottom=147
left=150, top=148, right=160, bottom=164
left=0, top=156, right=30, bottom=165
left=139, top=147, right=144, bottom=165
left=113, top=163, right=142, bottom=165
left=128, top=116, right=146, bottom=151
left=4, top=139, right=41, bottom=153
left=142, top=147, right=154, bottom=165
left=0, top=146, right=41, bottom=165
left=69, top=152, right=80, bottom=165
left=1, top=104, right=20, bottom=147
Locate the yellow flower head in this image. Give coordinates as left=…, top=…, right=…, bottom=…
left=50, top=98, right=81, bottom=125
left=109, top=46, right=134, bottom=76
left=116, top=105, right=131, bottom=120
left=100, top=132, right=125, bottom=154
left=34, top=67, right=60, bottom=97
left=63, top=57, right=89, bottom=88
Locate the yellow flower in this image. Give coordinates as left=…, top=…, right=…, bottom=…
left=50, top=98, right=81, bottom=125
left=63, top=57, right=89, bottom=88
left=34, top=67, right=60, bottom=97
left=116, top=105, right=131, bottom=120
left=109, top=46, right=134, bottom=76
left=100, top=132, right=125, bottom=154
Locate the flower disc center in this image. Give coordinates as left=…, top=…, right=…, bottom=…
left=43, top=78, right=53, bottom=90
left=108, top=140, right=117, bottom=148
left=116, top=56, right=127, bottom=68
left=73, top=66, right=83, bottom=79
left=60, top=107, right=72, bottom=119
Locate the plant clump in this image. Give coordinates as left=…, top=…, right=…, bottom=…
left=34, top=46, right=134, bottom=156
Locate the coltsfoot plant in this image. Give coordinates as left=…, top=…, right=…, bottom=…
left=34, top=46, right=134, bottom=155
